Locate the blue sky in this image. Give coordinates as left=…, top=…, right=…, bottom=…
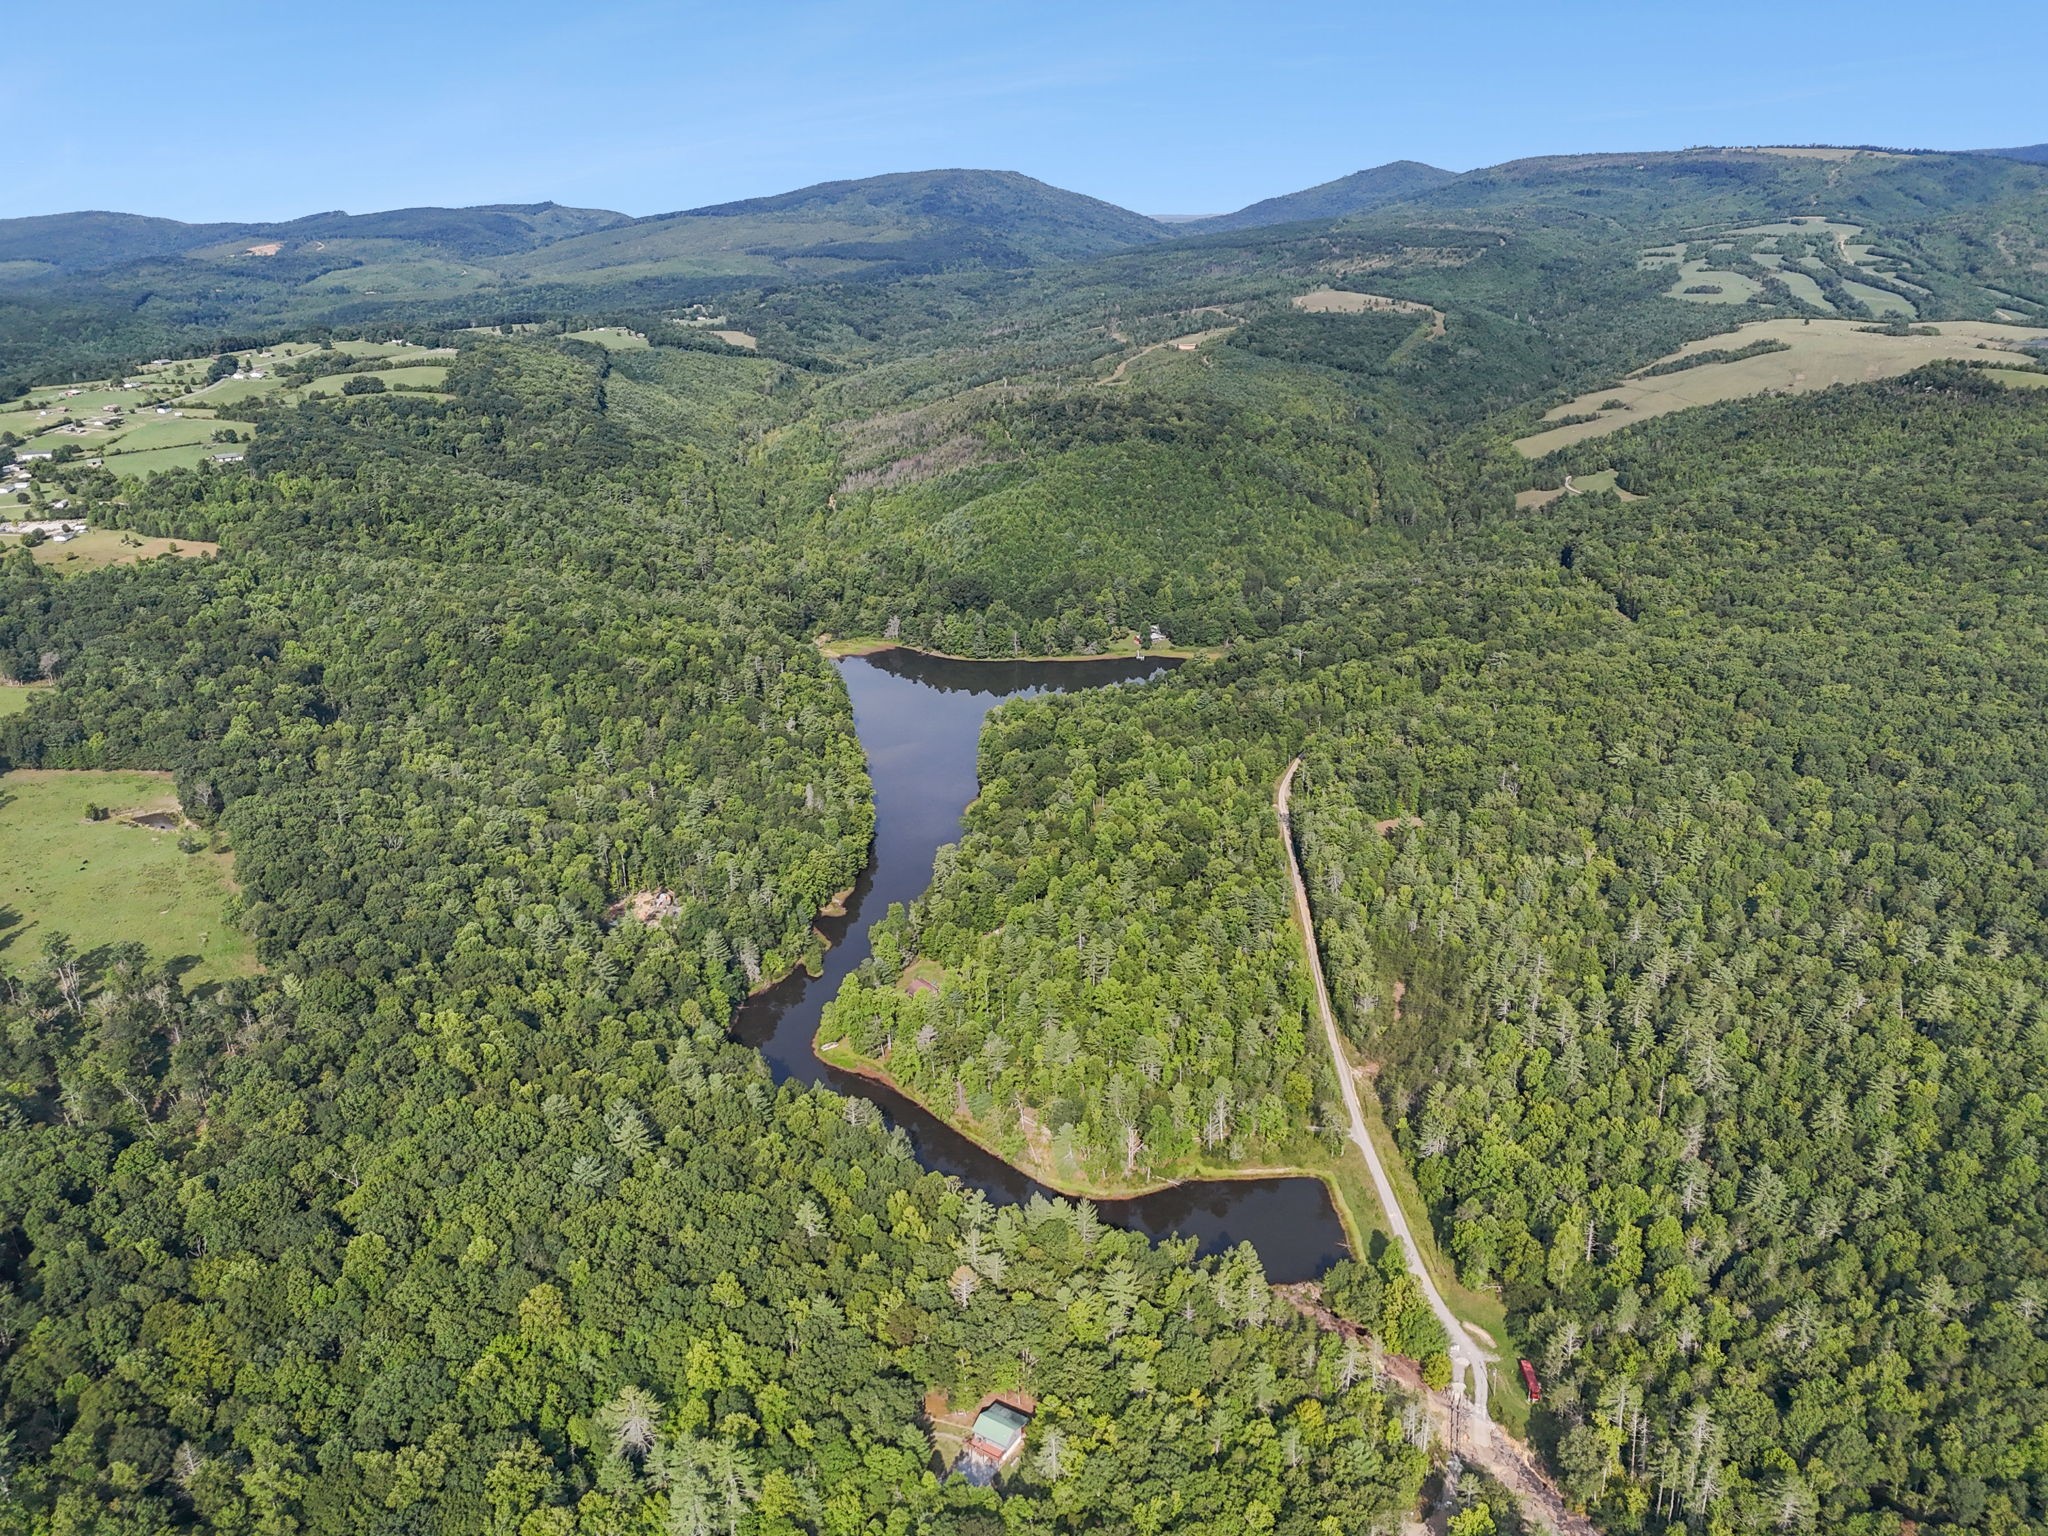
left=7, top=0, right=2044, bottom=222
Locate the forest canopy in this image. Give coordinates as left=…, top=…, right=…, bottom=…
left=6, top=146, right=2048, bottom=1536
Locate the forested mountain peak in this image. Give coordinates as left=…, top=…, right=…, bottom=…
left=0, top=209, right=248, bottom=274
left=520, top=167, right=1172, bottom=278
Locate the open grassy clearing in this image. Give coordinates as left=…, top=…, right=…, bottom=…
left=1841, top=279, right=1916, bottom=318
left=1295, top=286, right=1427, bottom=318
left=1512, top=466, right=1637, bottom=511
left=181, top=376, right=288, bottom=407
left=298, top=259, right=498, bottom=298
left=1569, top=467, right=1638, bottom=497
left=1666, top=259, right=1760, bottom=304
left=1985, top=366, right=2048, bottom=389
left=1767, top=264, right=1834, bottom=310
left=707, top=329, right=758, bottom=349
left=0, top=683, right=52, bottom=717
left=91, top=444, right=236, bottom=477
left=1726, top=217, right=1863, bottom=240
left=100, top=414, right=254, bottom=454
left=1517, top=317, right=2048, bottom=455
left=297, top=363, right=449, bottom=394
left=567, top=327, right=649, bottom=350
left=1647, top=217, right=1935, bottom=313
left=1749, top=145, right=1901, bottom=161
left=0, top=769, right=254, bottom=981
left=0, top=529, right=219, bottom=570
left=7, top=386, right=136, bottom=417
left=1100, top=325, right=1238, bottom=384
left=896, top=956, right=949, bottom=995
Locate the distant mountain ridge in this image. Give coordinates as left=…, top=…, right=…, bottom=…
left=0, top=172, right=1171, bottom=287
left=1975, top=143, right=2048, bottom=164
left=1178, top=160, right=1456, bottom=233
left=5, top=146, right=2045, bottom=337
left=0, top=202, right=630, bottom=276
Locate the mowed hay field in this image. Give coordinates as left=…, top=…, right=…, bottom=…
left=101, top=414, right=256, bottom=455
left=296, top=364, right=450, bottom=395
left=0, top=770, right=254, bottom=980
left=1517, top=318, right=2048, bottom=456
left=1666, top=259, right=1761, bottom=304
left=567, top=327, right=649, bottom=350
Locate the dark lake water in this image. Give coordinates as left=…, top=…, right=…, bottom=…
left=733, top=647, right=1349, bottom=1282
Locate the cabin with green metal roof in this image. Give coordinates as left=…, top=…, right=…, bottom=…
left=957, top=1399, right=1032, bottom=1485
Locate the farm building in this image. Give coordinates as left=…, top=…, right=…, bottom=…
left=955, top=1400, right=1032, bottom=1486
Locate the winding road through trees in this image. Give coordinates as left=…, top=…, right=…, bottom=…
left=1275, top=758, right=1492, bottom=1416
left=1277, top=757, right=1602, bottom=1535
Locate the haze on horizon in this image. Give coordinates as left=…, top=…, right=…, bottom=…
left=6, top=0, right=2043, bottom=224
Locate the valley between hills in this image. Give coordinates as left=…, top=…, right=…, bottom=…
left=5, top=141, right=2048, bottom=1536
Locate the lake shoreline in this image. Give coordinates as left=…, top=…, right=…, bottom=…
left=815, top=1035, right=1365, bottom=1248
left=729, top=647, right=1352, bottom=1279
left=815, top=634, right=1223, bottom=665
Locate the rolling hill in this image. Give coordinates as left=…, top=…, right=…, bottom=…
left=0, top=202, right=629, bottom=278
left=1179, top=160, right=1455, bottom=232
left=1372, top=146, right=2048, bottom=226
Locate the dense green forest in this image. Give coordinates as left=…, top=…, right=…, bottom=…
left=0, top=316, right=1429, bottom=1536
left=822, top=676, right=1338, bottom=1188
left=7, top=147, right=2048, bottom=1536
left=1294, top=373, right=2048, bottom=1533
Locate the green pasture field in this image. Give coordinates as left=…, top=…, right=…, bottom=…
left=1667, top=259, right=1760, bottom=304
left=94, top=443, right=235, bottom=476
left=297, top=364, right=449, bottom=394
left=102, top=415, right=252, bottom=454
left=1772, top=266, right=1835, bottom=311
left=0, top=683, right=51, bottom=717
left=1841, top=280, right=1916, bottom=318
left=180, top=376, right=286, bottom=406
left=0, top=768, right=254, bottom=981
left=8, top=386, right=136, bottom=416
left=567, top=327, right=650, bottom=350
left=1726, top=218, right=1863, bottom=240
left=0, top=529, right=219, bottom=569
